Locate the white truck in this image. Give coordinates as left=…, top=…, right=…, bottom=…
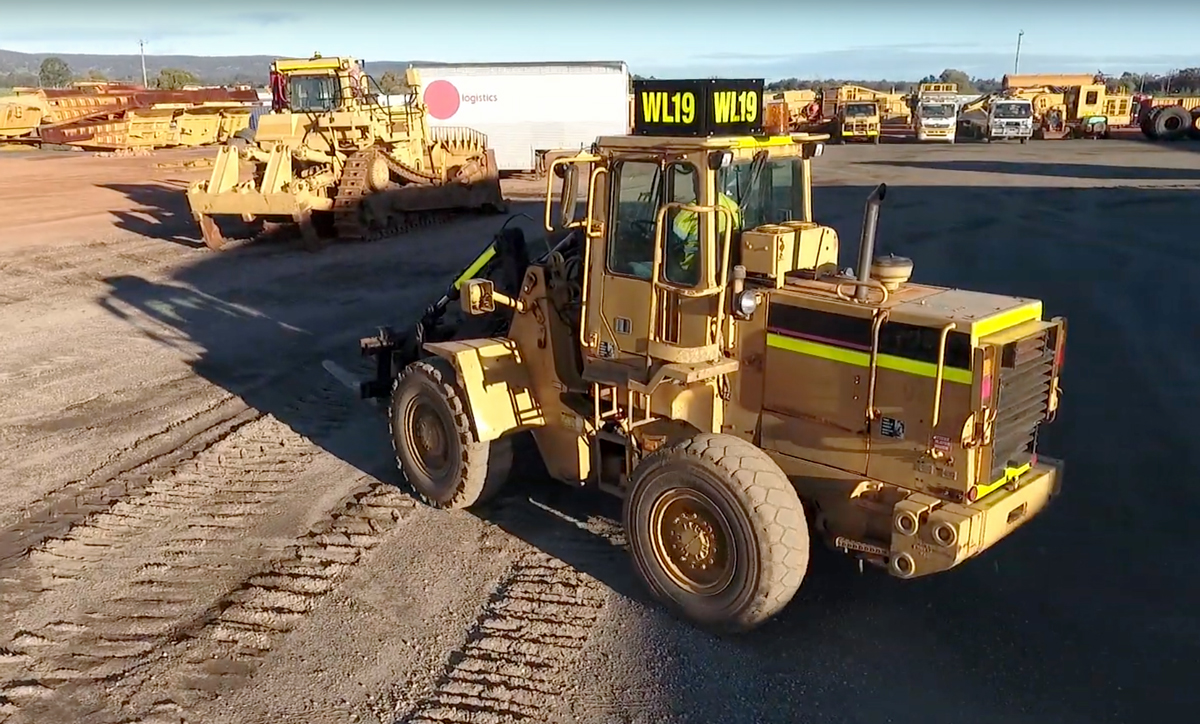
left=959, top=95, right=1035, bottom=143
left=913, top=97, right=959, bottom=142
left=399, top=61, right=630, bottom=174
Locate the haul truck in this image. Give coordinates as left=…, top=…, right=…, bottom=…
left=348, top=78, right=1068, bottom=633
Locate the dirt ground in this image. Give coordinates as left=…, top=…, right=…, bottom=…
left=1, top=136, right=1198, bottom=724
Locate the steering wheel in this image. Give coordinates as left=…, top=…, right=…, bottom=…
left=631, top=219, right=657, bottom=238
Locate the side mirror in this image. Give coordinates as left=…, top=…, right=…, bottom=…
left=460, top=278, right=496, bottom=316
left=557, top=163, right=580, bottom=229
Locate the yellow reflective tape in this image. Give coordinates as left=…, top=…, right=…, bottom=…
left=274, top=59, right=342, bottom=72
left=727, top=136, right=797, bottom=148
left=453, top=244, right=497, bottom=290
left=975, top=462, right=1033, bottom=501
left=970, top=301, right=1043, bottom=343
left=766, top=333, right=972, bottom=384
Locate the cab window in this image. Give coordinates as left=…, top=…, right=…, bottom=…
left=607, top=161, right=698, bottom=282
left=288, top=74, right=339, bottom=112
left=719, top=156, right=802, bottom=229
left=662, top=164, right=700, bottom=286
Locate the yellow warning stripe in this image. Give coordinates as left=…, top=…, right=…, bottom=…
left=452, top=244, right=497, bottom=290
left=766, top=333, right=973, bottom=385
left=727, top=135, right=799, bottom=148
left=976, top=462, right=1033, bottom=501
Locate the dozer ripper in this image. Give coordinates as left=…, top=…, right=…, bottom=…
left=352, top=78, right=1068, bottom=633
left=185, top=54, right=505, bottom=251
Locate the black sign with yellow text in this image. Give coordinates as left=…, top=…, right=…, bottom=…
left=632, top=78, right=765, bottom=137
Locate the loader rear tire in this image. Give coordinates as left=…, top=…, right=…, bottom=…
left=390, top=357, right=512, bottom=510
left=623, top=433, right=809, bottom=633
left=1188, top=109, right=1200, bottom=141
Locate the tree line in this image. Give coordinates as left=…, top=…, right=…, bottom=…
left=1, top=57, right=252, bottom=91
left=9, top=59, right=1199, bottom=96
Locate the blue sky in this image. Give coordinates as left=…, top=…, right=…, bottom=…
left=3, top=1, right=1197, bottom=79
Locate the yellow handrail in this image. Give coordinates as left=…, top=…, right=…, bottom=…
left=646, top=202, right=734, bottom=362
left=931, top=322, right=958, bottom=429
left=543, top=153, right=600, bottom=232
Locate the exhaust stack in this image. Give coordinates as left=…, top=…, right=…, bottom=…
left=855, top=183, right=888, bottom=301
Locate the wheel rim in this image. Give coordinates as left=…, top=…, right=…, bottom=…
left=648, top=486, right=736, bottom=596
left=402, top=395, right=454, bottom=484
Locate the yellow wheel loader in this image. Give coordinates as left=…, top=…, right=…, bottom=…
left=185, top=54, right=506, bottom=251
left=352, top=78, right=1068, bottom=632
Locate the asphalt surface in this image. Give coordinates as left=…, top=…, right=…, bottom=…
left=0, top=137, right=1197, bottom=724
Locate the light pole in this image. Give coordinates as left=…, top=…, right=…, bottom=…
left=140, top=39, right=148, bottom=88
left=1014, top=30, right=1024, bottom=75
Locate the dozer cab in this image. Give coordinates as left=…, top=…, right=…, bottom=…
left=185, top=54, right=505, bottom=250
left=354, top=78, right=1068, bottom=632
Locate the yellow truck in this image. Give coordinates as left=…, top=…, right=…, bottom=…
left=834, top=100, right=882, bottom=143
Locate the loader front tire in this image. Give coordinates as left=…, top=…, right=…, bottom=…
left=390, top=357, right=512, bottom=510
left=624, top=433, right=809, bottom=633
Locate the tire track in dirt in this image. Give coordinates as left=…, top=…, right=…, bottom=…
left=0, top=394, right=259, bottom=573
left=392, top=550, right=606, bottom=724
left=389, top=496, right=625, bottom=724
left=0, top=375, right=360, bottom=721
left=114, top=480, right=419, bottom=717
left=0, top=370, right=353, bottom=577
left=0, top=416, right=316, bottom=718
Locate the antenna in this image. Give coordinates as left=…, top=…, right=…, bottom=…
left=140, top=39, right=148, bottom=87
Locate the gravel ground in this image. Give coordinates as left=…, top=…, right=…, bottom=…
left=0, top=137, right=1198, bottom=724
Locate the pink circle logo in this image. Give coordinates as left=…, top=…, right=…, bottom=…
left=423, top=80, right=460, bottom=120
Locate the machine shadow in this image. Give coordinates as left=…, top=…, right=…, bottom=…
left=95, top=201, right=549, bottom=487
left=99, top=181, right=299, bottom=250
left=100, top=181, right=213, bottom=248
left=94, top=181, right=1200, bottom=722
left=859, top=157, right=1200, bottom=180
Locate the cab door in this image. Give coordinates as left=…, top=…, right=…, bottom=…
left=583, top=157, right=702, bottom=373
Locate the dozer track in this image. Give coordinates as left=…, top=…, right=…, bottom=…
left=330, top=146, right=503, bottom=245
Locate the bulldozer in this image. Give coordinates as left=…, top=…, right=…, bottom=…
left=350, top=78, right=1068, bottom=632
left=185, top=54, right=506, bottom=250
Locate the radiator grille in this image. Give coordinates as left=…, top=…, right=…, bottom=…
left=990, top=328, right=1055, bottom=483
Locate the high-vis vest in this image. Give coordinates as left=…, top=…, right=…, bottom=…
left=671, top=192, right=743, bottom=241
left=672, top=193, right=743, bottom=270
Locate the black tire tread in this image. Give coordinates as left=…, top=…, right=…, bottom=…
left=1154, top=105, right=1190, bottom=141
left=389, top=357, right=510, bottom=510
left=628, top=433, right=808, bottom=631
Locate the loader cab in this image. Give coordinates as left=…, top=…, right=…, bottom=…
left=545, top=79, right=827, bottom=387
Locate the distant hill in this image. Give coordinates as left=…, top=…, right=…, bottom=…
left=0, top=48, right=445, bottom=87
